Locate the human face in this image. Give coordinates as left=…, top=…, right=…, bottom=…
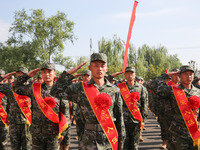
left=82, top=74, right=91, bottom=82
left=180, top=71, right=194, bottom=86
left=136, top=79, right=143, bottom=84
left=125, top=71, right=136, bottom=81
left=171, top=73, right=180, bottom=84
left=16, top=71, right=24, bottom=77
left=89, top=61, right=108, bottom=79
left=41, top=69, right=56, bottom=84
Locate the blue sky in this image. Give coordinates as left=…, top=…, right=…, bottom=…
left=1, top=0, right=200, bottom=70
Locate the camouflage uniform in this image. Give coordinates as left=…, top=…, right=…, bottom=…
left=13, top=63, right=68, bottom=150
left=148, top=66, right=200, bottom=150
left=60, top=99, right=71, bottom=146
left=0, top=68, right=32, bottom=150
left=0, top=94, right=9, bottom=150
left=50, top=53, right=125, bottom=150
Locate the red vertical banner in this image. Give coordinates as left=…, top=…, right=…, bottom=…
left=122, top=1, right=138, bottom=72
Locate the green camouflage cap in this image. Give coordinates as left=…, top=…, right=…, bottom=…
left=82, top=70, right=91, bottom=76
left=180, top=65, right=194, bottom=73
left=90, top=53, right=107, bottom=63
left=170, top=68, right=179, bottom=72
left=136, top=76, right=144, bottom=81
left=16, top=66, right=28, bottom=73
left=41, top=63, right=55, bottom=70
left=0, top=69, right=5, bottom=75
left=37, top=74, right=42, bottom=79
left=125, top=66, right=136, bottom=73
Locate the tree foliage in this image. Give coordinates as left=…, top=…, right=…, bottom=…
left=0, top=9, right=75, bottom=73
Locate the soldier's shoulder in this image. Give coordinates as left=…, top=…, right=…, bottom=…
left=109, top=84, right=120, bottom=92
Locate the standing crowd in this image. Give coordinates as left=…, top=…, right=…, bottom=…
left=0, top=52, right=200, bottom=150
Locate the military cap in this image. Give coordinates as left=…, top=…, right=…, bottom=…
left=170, top=68, right=179, bottom=72
left=125, top=66, right=136, bottom=73
left=164, top=74, right=171, bottom=79
left=16, top=66, right=28, bottom=73
left=82, top=70, right=91, bottom=76
left=41, top=63, right=55, bottom=70
left=136, top=76, right=144, bottom=81
left=180, top=65, right=194, bottom=73
left=37, top=74, right=42, bottom=79
left=0, top=69, right=5, bottom=75
left=90, top=53, right=107, bottom=63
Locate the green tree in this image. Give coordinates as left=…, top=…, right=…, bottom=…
left=7, top=9, right=75, bottom=64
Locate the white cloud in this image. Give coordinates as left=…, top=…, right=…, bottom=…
left=0, top=20, right=10, bottom=42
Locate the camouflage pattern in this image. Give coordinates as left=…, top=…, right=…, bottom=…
left=90, top=53, right=107, bottom=63
left=16, top=66, right=28, bottom=73
left=75, top=104, right=86, bottom=149
left=0, top=95, right=8, bottom=150
left=0, top=76, right=32, bottom=149
left=12, top=74, right=68, bottom=150
left=121, top=81, right=148, bottom=150
left=9, top=124, right=31, bottom=150
left=180, top=65, right=194, bottom=73
left=82, top=70, right=91, bottom=76
left=0, top=69, right=5, bottom=75
left=50, top=71, right=126, bottom=150
left=41, top=62, right=55, bottom=70
left=148, top=74, right=200, bottom=150
left=60, top=100, right=71, bottom=146
left=125, top=66, right=135, bottom=73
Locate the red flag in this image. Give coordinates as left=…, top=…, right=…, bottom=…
left=122, top=0, right=138, bottom=72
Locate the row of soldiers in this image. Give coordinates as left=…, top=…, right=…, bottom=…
left=0, top=52, right=200, bottom=150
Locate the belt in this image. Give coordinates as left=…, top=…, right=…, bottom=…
left=84, top=123, right=103, bottom=131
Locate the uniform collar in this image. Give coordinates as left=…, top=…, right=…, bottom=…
left=87, top=78, right=113, bottom=87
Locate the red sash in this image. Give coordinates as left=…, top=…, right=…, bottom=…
left=0, top=92, right=7, bottom=127
left=118, top=83, right=143, bottom=123
left=172, top=85, right=200, bottom=146
left=82, top=82, right=118, bottom=150
left=12, top=84, right=32, bottom=126
left=167, top=81, right=175, bottom=86
left=32, top=83, right=68, bottom=138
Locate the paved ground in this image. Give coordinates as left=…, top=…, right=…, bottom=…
left=6, top=111, right=163, bottom=150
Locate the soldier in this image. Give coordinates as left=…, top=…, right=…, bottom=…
left=136, top=76, right=144, bottom=85
left=37, top=74, right=43, bottom=83
left=13, top=63, right=68, bottom=150
left=50, top=53, right=125, bottom=150
left=0, top=67, right=32, bottom=150
left=148, top=65, right=200, bottom=150
left=60, top=99, right=71, bottom=150
left=116, top=67, right=148, bottom=150
left=0, top=69, right=9, bottom=150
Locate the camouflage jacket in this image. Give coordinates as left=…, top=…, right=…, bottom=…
left=0, top=93, right=8, bottom=125
left=50, top=71, right=125, bottom=150
left=107, top=75, right=148, bottom=123
left=120, top=81, right=148, bottom=124
left=148, top=74, right=200, bottom=138
left=0, top=76, right=27, bottom=124
left=12, top=74, right=68, bottom=136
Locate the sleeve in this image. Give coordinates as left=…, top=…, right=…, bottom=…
left=148, top=74, right=171, bottom=98
left=50, top=71, right=80, bottom=103
left=0, top=76, right=4, bottom=82
left=140, top=86, right=148, bottom=120
left=114, top=91, right=126, bottom=150
left=12, top=73, right=32, bottom=97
